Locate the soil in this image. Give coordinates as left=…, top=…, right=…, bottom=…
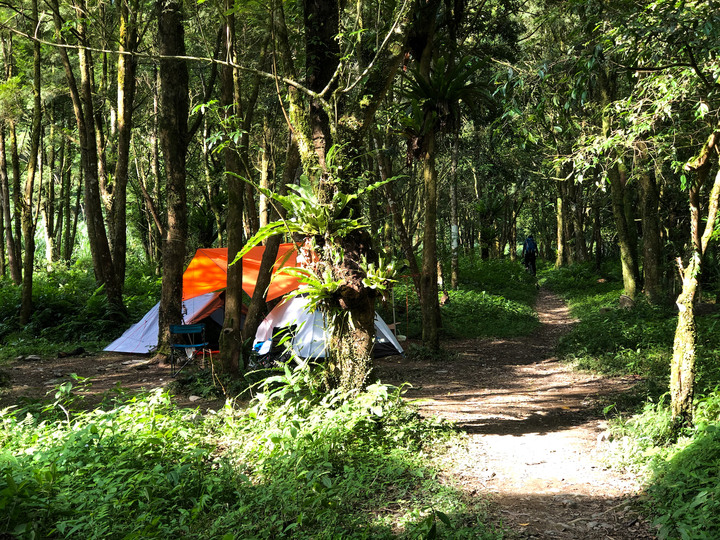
left=0, top=288, right=657, bottom=539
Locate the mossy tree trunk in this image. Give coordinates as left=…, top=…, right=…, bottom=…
left=20, top=0, right=42, bottom=325
left=671, top=132, right=720, bottom=429
left=609, top=161, right=640, bottom=299
left=272, top=0, right=414, bottom=391
left=637, top=149, right=663, bottom=304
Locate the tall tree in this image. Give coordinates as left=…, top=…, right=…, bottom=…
left=108, top=0, right=140, bottom=291
left=19, top=0, right=42, bottom=324
left=50, top=0, right=125, bottom=314
left=156, top=0, right=190, bottom=353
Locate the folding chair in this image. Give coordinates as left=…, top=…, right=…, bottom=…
left=169, top=323, right=209, bottom=376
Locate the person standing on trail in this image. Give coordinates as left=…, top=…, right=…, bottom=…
left=522, top=235, right=538, bottom=276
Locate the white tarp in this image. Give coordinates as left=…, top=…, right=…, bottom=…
left=254, top=295, right=403, bottom=359
left=104, top=292, right=221, bottom=354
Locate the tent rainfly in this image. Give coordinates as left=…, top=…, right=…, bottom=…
left=253, top=295, right=404, bottom=360
left=104, top=244, right=300, bottom=354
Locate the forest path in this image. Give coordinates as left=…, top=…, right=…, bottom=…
left=375, top=288, right=658, bottom=539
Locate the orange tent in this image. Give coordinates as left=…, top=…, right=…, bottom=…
left=182, top=243, right=300, bottom=301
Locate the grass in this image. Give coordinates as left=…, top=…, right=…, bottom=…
left=381, top=257, right=538, bottom=340
left=0, top=366, right=501, bottom=539
left=543, top=260, right=720, bottom=540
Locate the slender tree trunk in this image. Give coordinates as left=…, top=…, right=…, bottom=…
left=242, top=138, right=299, bottom=343
left=555, top=181, right=565, bottom=268
left=109, top=0, right=139, bottom=293
left=374, top=132, right=421, bottom=296
left=219, top=7, right=244, bottom=375
left=638, top=155, right=663, bottom=304
left=62, top=141, right=74, bottom=261
left=609, top=161, right=639, bottom=298
left=420, top=128, right=440, bottom=349
left=0, top=124, right=21, bottom=283
left=52, top=0, right=124, bottom=313
left=450, top=131, right=460, bottom=288
left=569, top=180, right=587, bottom=262
left=20, top=0, right=42, bottom=325
left=9, top=123, right=21, bottom=278
left=593, top=197, right=602, bottom=271
left=156, top=0, right=190, bottom=353
left=41, top=124, right=58, bottom=266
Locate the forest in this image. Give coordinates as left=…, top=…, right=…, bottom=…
left=1, top=0, right=720, bottom=538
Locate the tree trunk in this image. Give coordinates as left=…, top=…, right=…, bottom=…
left=569, top=180, right=588, bottom=262
left=592, top=189, right=603, bottom=271
left=0, top=124, right=21, bottom=283
left=609, top=161, right=640, bottom=298
left=52, top=0, right=125, bottom=314
left=420, top=128, right=440, bottom=350
left=61, top=141, right=74, bottom=261
left=9, top=123, right=22, bottom=282
left=219, top=7, right=244, bottom=375
left=374, top=133, right=421, bottom=297
left=156, top=0, right=190, bottom=353
left=20, top=0, right=42, bottom=325
left=242, top=136, right=299, bottom=344
left=109, top=0, right=139, bottom=293
left=555, top=182, right=565, bottom=268
left=638, top=155, right=663, bottom=304
left=671, top=134, right=720, bottom=429
left=41, top=124, right=58, bottom=266
left=671, top=253, right=699, bottom=426
left=450, top=131, right=460, bottom=288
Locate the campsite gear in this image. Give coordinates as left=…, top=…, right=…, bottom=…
left=105, top=244, right=300, bottom=354
left=253, top=295, right=404, bottom=362
left=169, top=323, right=209, bottom=376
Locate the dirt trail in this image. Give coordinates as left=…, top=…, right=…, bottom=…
left=375, top=289, right=657, bottom=539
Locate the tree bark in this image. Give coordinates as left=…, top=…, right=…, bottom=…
left=420, top=128, right=440, bottom=349
left=109, top=0, right=139, bottom=293
left=671, top=132, right=720, bottom=428
left=52, top=0, right=125, bottom=314
left=555, top=181, right=565, bottom=268
left=609, top=161, right=640, bottom=298
left=219, top=6, right=244, bottom=375
left=156, top=0, right=190, bottom=353
left=242, top=137, right=298, bottom=345
left=638, top=156, right=663, bottom=303
left=0, top=124, right=20, bottom=283
left=9, top=123, right=22, bottom=283
left=450, top=131, right=460, bottom=288
left=20, top=0, right=42, bottom=325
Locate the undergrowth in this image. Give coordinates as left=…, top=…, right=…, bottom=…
left=382, top=257, right=538, bottom=340
left=0, top=364, right=501, bottom=539
left=0, top=260, right=160, bottom=361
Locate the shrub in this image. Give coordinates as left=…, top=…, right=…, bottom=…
left=0, top=369, right=501, bottom=539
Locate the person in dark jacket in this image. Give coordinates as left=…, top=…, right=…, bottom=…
left=522, top=235, right=538, bottom=276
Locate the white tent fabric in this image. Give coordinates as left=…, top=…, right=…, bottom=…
left=104, top=292, right=221, bottom=354
left=254, top=295, right=403, bottom=359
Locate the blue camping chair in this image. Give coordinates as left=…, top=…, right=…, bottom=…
left=169, top=323, right=209, bottom=376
